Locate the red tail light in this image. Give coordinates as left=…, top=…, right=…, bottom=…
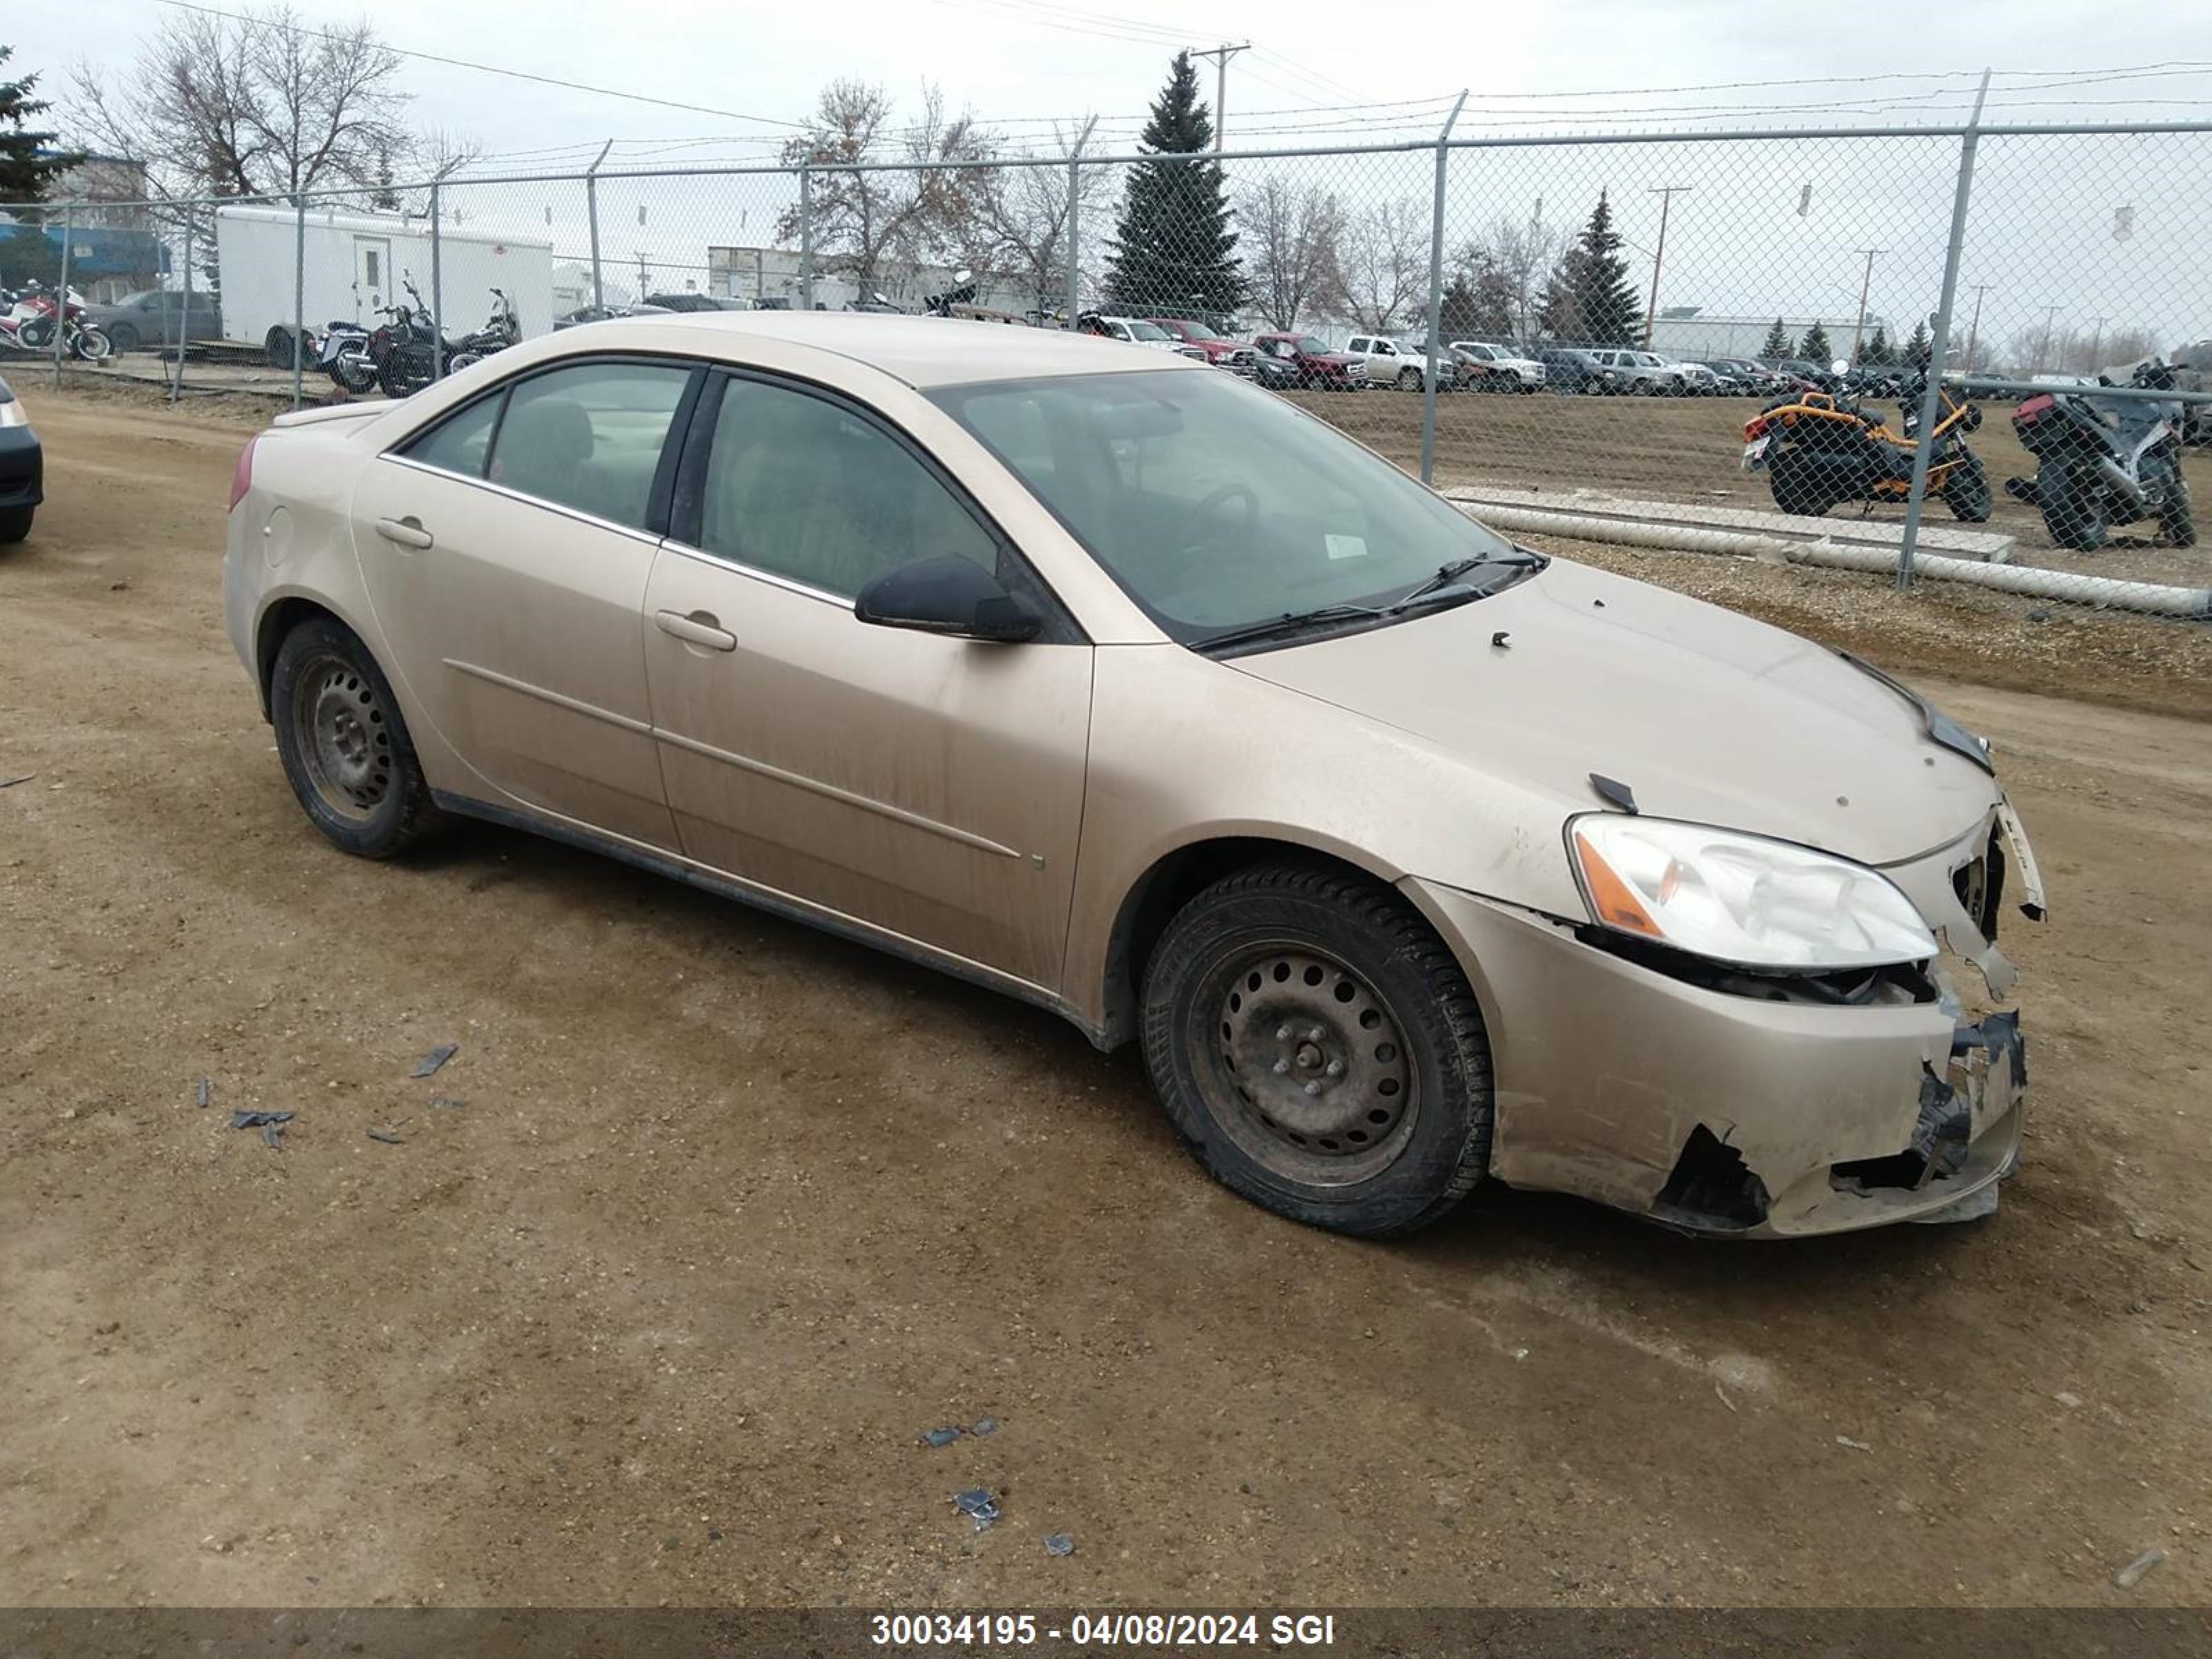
left=1743, top=416, right=1768, bottom=440
left=2014, top=394, right=2055, bottom=422
left=228, top=434, right=259, bottom=513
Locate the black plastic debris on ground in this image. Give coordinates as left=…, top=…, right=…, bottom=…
left=920, top=1426, right=962, bottom=1449
left=411, top=1042, right=460, bottom=1078
left=1043, top=1533, right=1075, bottom=1557
left=953, top=1489, right=1000, bottom=1532
left=366, top=1128, right=404, bottom=1145
left=194, top=1078, right=212, bottom=1109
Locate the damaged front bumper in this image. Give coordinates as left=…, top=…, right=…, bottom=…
left=1404, top=807, right=2038, bottom=1239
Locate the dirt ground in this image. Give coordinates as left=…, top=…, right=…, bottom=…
left=3, top=386, right=2211, bottom=1613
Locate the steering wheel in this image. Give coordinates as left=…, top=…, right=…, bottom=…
left=1184, top=482, right=1260, bottom=554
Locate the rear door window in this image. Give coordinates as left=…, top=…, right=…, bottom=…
left=484, top=361, right=693, bottom=532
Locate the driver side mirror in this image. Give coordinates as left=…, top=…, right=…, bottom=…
left=854, top=555, right=1040, bottom=644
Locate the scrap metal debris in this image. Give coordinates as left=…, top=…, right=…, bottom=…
left=953, top=1488, right=1000, bottom=1532
left=2115, top=1548, right=2166, bottom=1591
left=1835, top=1436, right=1874, bottom=1453
left=920, top=1427, right=962, bottom=1449
left=194, top=1078, right=212, bottom=1109
left=428, top=1096, right=467, bottom=1109
left=411, top=1042, right=460, bottom=1078
left=971, top=1416, right=999, bottom=1437
left=229, top=1108, right=295, bottom=1150
left=0, top=775, right=34, bottom=789
left=366, top=1128, right=404, bottom=1145
left=1043, top=1533, right=1075, bottom=1557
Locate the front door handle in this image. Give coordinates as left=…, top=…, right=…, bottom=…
left=375, top=516, right=435, bottom=550
left=655, top=609, right=738, bottom=652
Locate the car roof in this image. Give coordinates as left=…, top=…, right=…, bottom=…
left=538, top=310, right=1199, bottom=388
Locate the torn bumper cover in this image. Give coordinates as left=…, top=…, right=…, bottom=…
left=1405, top=838, right=2033, bottom=1239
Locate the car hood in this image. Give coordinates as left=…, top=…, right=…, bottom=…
left=1224, top=559, right=1998, bottom=870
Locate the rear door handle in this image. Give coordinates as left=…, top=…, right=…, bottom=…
left=655, top=609, right=738, bottom=652
left=374, top=516, right=434, bottom=550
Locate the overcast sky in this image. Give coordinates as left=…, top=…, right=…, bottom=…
left=14, top=0, right=2212, bottom=351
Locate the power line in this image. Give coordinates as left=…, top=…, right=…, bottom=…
left=153, top=0, right=809, bottom=129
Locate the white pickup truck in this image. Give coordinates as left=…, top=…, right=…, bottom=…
left=1337, top=332, right=1450, bottom=391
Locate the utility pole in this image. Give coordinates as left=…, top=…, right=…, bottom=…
left=2033, top=303, right=2061, bottom=375
left=1641, top=185, right=1691, bottom=348
left=1962, top=282, right=1992, bottom=371
left=1191, top=43, right=1250, bottom=151
left=2086, top=312, right=2109, bottom=370
left=1848, top=247, right=1885, bottom=365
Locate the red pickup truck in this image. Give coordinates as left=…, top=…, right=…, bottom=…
left=1250, top=332, right=1369, bottom=391
left=1147, top=317, right=1259, bottom=376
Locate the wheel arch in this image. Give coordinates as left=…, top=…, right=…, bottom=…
left=253, top=594, right=378, bottom=720
left=1091, top=834, right=1435, bottom=1051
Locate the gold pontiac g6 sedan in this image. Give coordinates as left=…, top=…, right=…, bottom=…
left=223, top=315, right=2043, bottom=1239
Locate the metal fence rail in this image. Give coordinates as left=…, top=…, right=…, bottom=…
left=5, top=111, right=2208, bottom=622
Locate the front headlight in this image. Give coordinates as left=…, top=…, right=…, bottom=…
left=1568, top=814, right=1936, bottom=971
left=0, top=395, right=26, bottom=429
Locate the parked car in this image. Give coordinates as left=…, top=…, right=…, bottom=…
left=1078, top=313, right=1208, bottom=361
left=554, top=303, right=675, bottom=330
left=1670, top=359, right=1722, bottom=395
left=1537, top=346, right=1620, bottom=394
left=1147, top=317, right=1259, bottom=375
left=641, top=293, right=749, bottom=314
left=223, top=312, right=2041, bottom=1241
left=0, top=371, right=39, bottom=543
left=82, top=289, right=224, bottom=353
left=1338, top=332, right=1445, bottom=391
left=1250, top=332, right=1368, bottom=391
left=1594, top=349, right=1687, bottom=395
left=1703, top=357, right=1781, bottom=395
left=1447, top=340, right=1546, bottom=393
left=1764, top=357, right=1838, bottom=391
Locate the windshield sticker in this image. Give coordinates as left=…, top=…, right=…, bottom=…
left=1324, top=534, right=1369, bottom=561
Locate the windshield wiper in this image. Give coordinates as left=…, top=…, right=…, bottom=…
left=1190, top=603, right=1388, bottom=653
left=1387, top=550, right=1547, bottom=614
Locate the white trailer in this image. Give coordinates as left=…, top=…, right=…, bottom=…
left=213, top=205, right=555, bottom=358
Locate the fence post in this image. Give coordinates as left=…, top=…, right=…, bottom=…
left=798, top=165, right=814, bottom=312
left=1419, top=92, right=1468, bottom=487
left=1897, top=68, right=1991, bottom=592
left=429, top=180, right=444, bottom=380
left=585, top=140, right=613, bottom=313
left=292, top=191, right=307, bottom=410
left=50, top=205, right=72, bottom=387
left=1065, top=115, right=1098, bottom=328
left=171, top=205, right=192, bottom=404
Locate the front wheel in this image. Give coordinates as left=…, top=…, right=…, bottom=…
left=107, top=322, right=140, bottom=353
left=1141, top=861, right=1494, bottom=1237
left=1396, top=367, right=1421, bottom=391
left=1941, top=458, right=1992, bottom=523
left=270, top=618, right=443, bottom=859
left=0, top=505, right=30, bottom=544
left=71, top=326, right=112, bottom=362
left=2162, top=478, right=2197, bottom=547
left=330, top=354, right=377, bottom=394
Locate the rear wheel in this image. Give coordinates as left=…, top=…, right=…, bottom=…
left=2162, top=478, right=2197, bottom=547
left=2037, top=467, right=2110, bottom=552
left=107, top=322, right=140, bottom=353
left=270, top=618, right=443, bottom=859
left=1941, top=458, right=1993, bottom=523
left=264, top=325, right=301, bottom=368
left=0, top=506, right=30, bottom=544
left=1141, top=861, right=1494, bottom=1237
left=71, top=326, right=112, bottom=363
left=1396, top=367, right=1421, bottom=391
left=1769, top=450, right=1839, bottom=518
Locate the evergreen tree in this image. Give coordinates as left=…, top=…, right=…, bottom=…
left=1904, top=317, right=1931, bottom=366
left=1859, top=325, right=1893, bottom=366
left=1538, top=190, right=1640, bottom=344
left=1760, top=317, right=1792, bottom=357
left=1797, top=321, right=1833, bottom=362
left=1103, top=53, right=1244, bottom=315
left=1, top=46, right=79, bottom=202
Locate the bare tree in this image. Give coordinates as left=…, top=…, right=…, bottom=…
left=777, top=79, right=994, bottom=298
left=971, top=124, right=1107, bottom=317
left=1454, top=209, right=1563, bottom=344
left=1238, top=174, right=1347, bottom=330
left=71, top=4, right=417, bottom=204
left=1339, top=196, right=1425, bottom=332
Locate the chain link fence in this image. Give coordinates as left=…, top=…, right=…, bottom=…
left=6, top=111, right=2209, bottom=624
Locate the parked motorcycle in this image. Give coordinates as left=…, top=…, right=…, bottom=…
left=443, top=287, right=521, bottom=372
left=372, top=281, right=518, bottom=395
left=2003, top=359, right=2195, bottom=550
left=1741, top=359, right=1989, bottom=522
left=0, top=282, right=113, bottom=362
left=310, top=319, right=378, bottom=394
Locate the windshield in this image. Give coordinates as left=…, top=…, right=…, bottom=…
left=1166, top=319, right=1224, bottom=340
left=930, top=369, right=1528, bottom=645
left=1125, top=320, right=1171, bottom=341
left=1294, top=335, right=1332, bottom=355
